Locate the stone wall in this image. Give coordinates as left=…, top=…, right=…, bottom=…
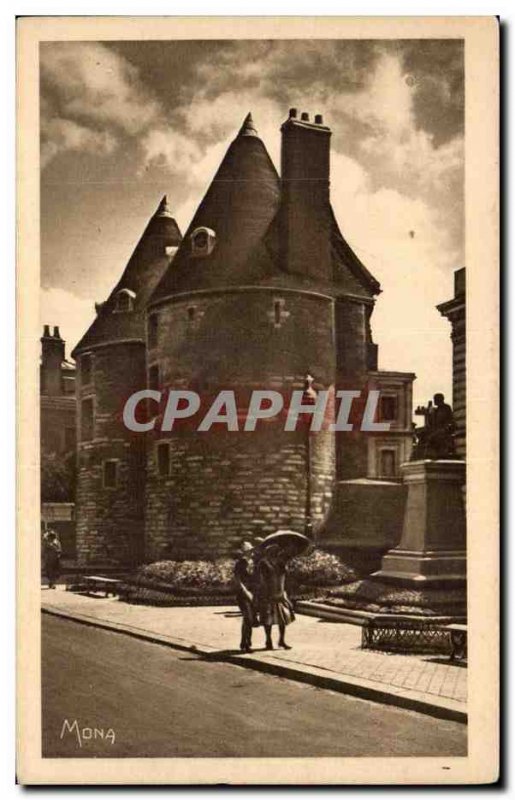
left=438, top=268, right=466, bottom=458
left=40, top=397, right=76, bottom=455
left=334, top=297, right=370, bottom=479
left=145, top=427, right=334, bottom=560
left=145, top=288, right=338, bottom=558
left=76, top=439, right=145, bottom=565
left=451, top=315, right=466, bottom=458
left=75, top=342, right=146, bottom=567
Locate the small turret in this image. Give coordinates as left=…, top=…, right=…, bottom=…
left=73, top=194, right=183, bottom=569
left=73, top=195, right=182, bottom=357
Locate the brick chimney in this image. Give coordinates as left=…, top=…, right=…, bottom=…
left=280, top=108, right=332, bottom=283
left=41, top=325, right=65, bottom=396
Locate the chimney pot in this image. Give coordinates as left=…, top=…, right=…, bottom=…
left=289, top=108, right=298, bottom=119
left=43, top=325, right=50, bottom=338
left=53, top=326, right=61, bottom=339
left=301, top=112, right=309, bottom=121
left=315, top=114, right=323, bottom=124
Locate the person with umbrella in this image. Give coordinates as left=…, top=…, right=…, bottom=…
left=255, top=530, right=310, bottom=651
left=233, top=540, right=259, bottom=652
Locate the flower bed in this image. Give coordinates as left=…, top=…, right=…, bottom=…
left=315, top=579, right=467, bottom=616
left=119, top=550, right=361, bottom=607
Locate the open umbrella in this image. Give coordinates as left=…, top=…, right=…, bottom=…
left=258, top=530, right=311, bottom=557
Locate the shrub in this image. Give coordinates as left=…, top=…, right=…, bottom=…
left=135, top=559, right=234, bottom=591
left=287, top=548, right=358, bottom=588
left=137, top=551, right=357, bottom=592
left=121, top=549, right=360, bottom=607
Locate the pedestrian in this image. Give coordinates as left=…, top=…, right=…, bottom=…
left=233, top=541, right=258, bottom=653
left=256, top=543, right=295, bottom=650
left=43, top=529, right=62, bottom=589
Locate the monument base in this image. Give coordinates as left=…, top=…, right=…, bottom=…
left=372, top=459, right=467, bottom=595
left=374, top=549, right=466, bottom=587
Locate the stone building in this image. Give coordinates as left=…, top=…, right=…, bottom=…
left=72, top=197, right=182, bottom=566
left=73, top=109, right=415, bottom=568
left=366, top=370, right=414, bottom=479
left=40, top=325, right=77, bottom=557
left=437, top=267, right=466, bottom=458
left=40, top=325, right=76, bottom=455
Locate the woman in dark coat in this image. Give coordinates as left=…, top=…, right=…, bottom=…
left=233, top=541, right=258, bottom=652
left=256, top=543, right=295, bottom=650
left=43, top=530, right=62, bottom=589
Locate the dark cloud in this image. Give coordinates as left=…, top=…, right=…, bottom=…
left=399, top=40, right=464, bottom=146
left=103, top=39, right=463, bottom=146
left=109, top=40, right=232, bottom=105
left=106, top=40, right=382, bottom=119
left=41, top=38, right=464, bottom=303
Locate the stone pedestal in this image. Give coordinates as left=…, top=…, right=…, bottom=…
left=373, top=460, right=466, bottom=587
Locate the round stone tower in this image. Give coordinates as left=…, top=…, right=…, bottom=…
left=72, top=197, right=182, bottom=568
left=144, top=111, right=373, bottom=560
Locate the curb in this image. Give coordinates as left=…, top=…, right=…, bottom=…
left=297, top=601, right=374, bottom=625
left=297, top=601, right=466, bottom=626
left=42, top=605, right=467, bottom=725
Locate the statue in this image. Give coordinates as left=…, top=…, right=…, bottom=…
left=412, top=393, right=457, bottom=460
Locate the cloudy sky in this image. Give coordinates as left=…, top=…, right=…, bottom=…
left=40, top=38, right=464, bottom=407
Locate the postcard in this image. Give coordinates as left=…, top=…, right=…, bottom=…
left=17, top=15, right=499, bottom=785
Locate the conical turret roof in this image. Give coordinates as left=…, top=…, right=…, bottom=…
left=72, top=196, right=182, bottom=356
left=149, top=114, right=281, bottom=301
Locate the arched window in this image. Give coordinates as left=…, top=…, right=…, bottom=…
left=114, top=288, right=136, bottom=313
left=190, top=227, right=216, bottom=257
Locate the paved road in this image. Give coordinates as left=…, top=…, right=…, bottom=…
left=42, top=614, right=467, bottom=758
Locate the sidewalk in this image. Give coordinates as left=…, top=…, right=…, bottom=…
left=41, top=587, right=467, bottom=723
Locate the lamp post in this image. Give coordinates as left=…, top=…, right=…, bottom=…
left=302, top=373, right=317, bottom=539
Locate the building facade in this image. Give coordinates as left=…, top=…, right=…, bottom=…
left=40, top=325, right=77, bottom=557
left=366, top=371, right=415, bottom=480
left=437, top=267, right=466, bottom=458
left=73, top=109, right=415, bottom=568
left=40, top=325, right=76, bottom=456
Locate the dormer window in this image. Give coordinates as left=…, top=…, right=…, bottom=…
left=114, top=288, right=136, bottom=313
left=190, top=227, right=216, bottom=257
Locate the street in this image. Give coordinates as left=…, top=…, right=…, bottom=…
left=42, top=614, right=467, bottom=758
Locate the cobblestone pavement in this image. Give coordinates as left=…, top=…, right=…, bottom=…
left=41, top=588, right=467, bottom=710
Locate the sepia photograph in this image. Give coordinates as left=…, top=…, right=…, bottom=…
left=16, top=15, right=499, bottom=785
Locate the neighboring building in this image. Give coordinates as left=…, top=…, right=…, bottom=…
left=73, top=109, right=415, bottom=568
left=437, top=268, right=466, bottom=458
left=366, top=371, right=415, bottom=480
left=40, top=325, right=76, bottom=455
left=40, top=325, right=77, bottom=558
